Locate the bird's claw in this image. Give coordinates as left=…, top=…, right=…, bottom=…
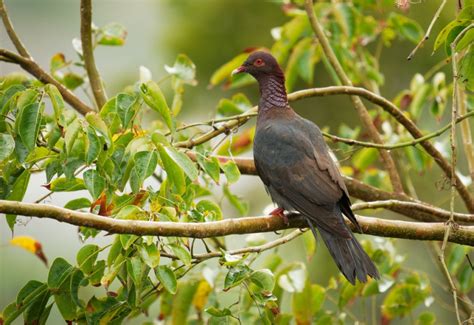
left=270, top=207, right=289, bottom=226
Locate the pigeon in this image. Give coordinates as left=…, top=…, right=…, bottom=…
left=232, top=51, right=379, bottom=284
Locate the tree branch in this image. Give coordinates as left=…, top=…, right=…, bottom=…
left=80, top=0, right=107, bottom=109
left=304, top=0, right=404, bottom=194
left=0, top=200, right=473, bottom=246
left=407, top=0, right=447, bottom=60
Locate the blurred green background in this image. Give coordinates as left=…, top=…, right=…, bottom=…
left=0, top=0, right=469, bottom=323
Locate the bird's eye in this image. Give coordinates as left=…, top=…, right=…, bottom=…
left=254, top=58, right=265, bottom=67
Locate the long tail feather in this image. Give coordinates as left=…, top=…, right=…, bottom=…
left=310, top=219, right=379, bottom=284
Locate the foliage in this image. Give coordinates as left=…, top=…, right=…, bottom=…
left=0, top=0, right=473, bottom=324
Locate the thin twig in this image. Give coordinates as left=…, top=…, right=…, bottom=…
left=407, top=0, right=447, bottom=60
left=162, top=229, right=306, bottom=261
left=437, top=30, right=464, bottom=325
left=80, top=0, right=107, bottom=108
left=304, top=0, right=404, bottom=194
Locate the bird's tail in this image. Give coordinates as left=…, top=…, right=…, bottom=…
left=316, top=224, right=379, bottom=284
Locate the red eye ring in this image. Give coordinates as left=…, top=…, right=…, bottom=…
left=254, top=58, right=265, bottom=67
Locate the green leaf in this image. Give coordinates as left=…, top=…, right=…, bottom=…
left=50, top=53, right=67, bottom=73
left=44, top=84, right=66, bottom=126
left=210, top=52, right=248, bottom=87
left=205, top=307, right=232, bottom=317
left=285, top=37, right=313, bottom=92
left=17, top=102, right=43, bottom=152
left=116, top=93, right=137, bottom=128
left=196, top=200, right=223, bottom=221
left=170, top=244, right=192, bottom=266
left=217, top=98, right=244, bottom=117
left=64, top=198, right=91, bottom=210
left=126, top=256, right=146, bottom=288
left=83, top=169, right=106, bottom=200
left=76, top=244, right=99, bottom=274
left=98, top=23, right=127, bottom=46
left=5, top=169, right=30, bottom=231
left=164, top=54, right=197, bottom=85
left=381, top=283, right=428, bottom=319
left=161, top=146, right=198, bottom=180
left=157, top=146, right=186, bottom=194
left=70, top=269, right=85, bottom=307
left=139, top=244, right=160, bottom=268
left=48, top=258, right=74, bottom=288
left=456, top=28, right=474, bottom=52
left=86, top=112, right=112, bottom=148
left=416, top=312, right=436, bottom=325
left=292, top=280, right=314, bottom=324
left=458, top=5, right=474, bottom=19
left=447, top=245, right=467, bottom=274
left=140, top=81, right=174, bottom=132
left=302, top=230, right=316, bottom=260
left=86, top=127, right=101, bottom=164
left=62, top=72, right=84, bottom=90
left=116, top=205, right=144, bottom=220
left=224, top=265, right=251, bottom=290
left=171, top=280, right=199, bottom=324
left=352, top=147, right=378, bottom=170
left=220, top=160, right=240, bottom=184
left=155, top=265, right=177, bottom=294
left=433, top=19, right=470, bottom=52
left=64, top=118, right=81, bottom=155
left=49, top=177, right=86, bottom=192
left=458, top=263, right=474, bottom=293
left=0, top=133, right=15, bottom=161
left=197, top=155, right=220, bottom=184
left=459, top=46, right=474, bottom=92
left=131, top=151, right=158, bottom=192
left=250, top=269, right=275, bottom=292
left=388, top=13, right=423, bottom=44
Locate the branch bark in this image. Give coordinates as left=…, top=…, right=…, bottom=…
left=304, top=0, right=404, bottom=194
left=0, top=200, right=473, bottom=246
left=80, top=0, right=107, bottom=109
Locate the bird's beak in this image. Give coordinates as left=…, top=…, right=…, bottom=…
left=231, top=65, right=246, bottom=76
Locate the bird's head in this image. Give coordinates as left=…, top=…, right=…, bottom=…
left=232, top=51, right=283, bottom=80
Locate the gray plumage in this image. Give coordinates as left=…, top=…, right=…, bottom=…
left=233, top=51, right=379, bottom=284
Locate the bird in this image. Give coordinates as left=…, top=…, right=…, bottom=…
left=232, top=51, right=379, bottom=284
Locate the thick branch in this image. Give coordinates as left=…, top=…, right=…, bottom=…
left=304, top=0, right=404, bottom=194
left=0, top=200, right=473, bottom=246
left=0, top=49, right=94, bottom=116
left=80, top=0, right=107, bottom=108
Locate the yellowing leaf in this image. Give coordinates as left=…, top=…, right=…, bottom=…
left=192, top=280, right=212, bottom=312
left=10, top=236, right=48, bottom=265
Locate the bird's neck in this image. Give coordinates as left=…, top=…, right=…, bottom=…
left=257, top=73, right=288, bottom=112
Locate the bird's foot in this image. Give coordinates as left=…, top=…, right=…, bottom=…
left=269, top=207, right=289, bottom=225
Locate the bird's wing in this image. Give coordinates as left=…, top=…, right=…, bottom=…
left=254, top=116, right=351, bottom=237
